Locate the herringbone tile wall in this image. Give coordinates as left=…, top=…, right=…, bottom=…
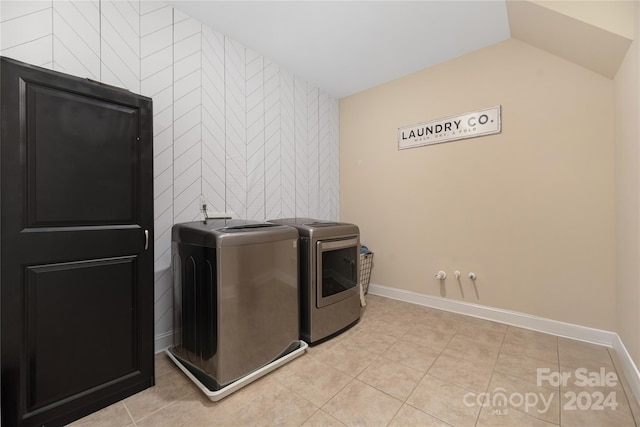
left=0, top=0, right=340, bottom=341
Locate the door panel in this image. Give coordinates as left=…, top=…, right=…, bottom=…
left=26, top=82, right=138, bottom=227
left=1, top=56, right=154, bottom=426
left=25, top=257, right=137, bottom=411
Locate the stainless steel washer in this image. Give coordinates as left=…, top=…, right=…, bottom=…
left=169, top=219, right=300, bottom=390
left=268, top=218, right=361, bottom=344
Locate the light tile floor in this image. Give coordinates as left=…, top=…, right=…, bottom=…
left=70, top=295, right=640, bottom=426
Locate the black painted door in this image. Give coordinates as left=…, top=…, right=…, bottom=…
left=0, top=57, right=154, bottom=426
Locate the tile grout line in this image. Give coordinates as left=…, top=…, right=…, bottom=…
left=399, top=309, right=474, bottom=426
left=472, top=326, right=508, bottom=427
left=384, top=309, right=434, bottom=412
left=557, top=334, right=563, bottom=427
left=122, top=401, right=136, bottom=426
left=374, top=308, right=462, bottom=425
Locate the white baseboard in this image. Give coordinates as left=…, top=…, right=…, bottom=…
left=154, top=330, right=173, bottom=354
left=611, top=334, right=640, bottom=403
left=368, top=283, right=640, bottom=401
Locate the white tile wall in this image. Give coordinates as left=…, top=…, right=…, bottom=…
left=201, top=25, right=226, bottom=214
left=264, top=59, right=282, bottom=220
left=172, top=12, right=202, bottom=226
left=100, top=0, right=140, bottom=92
left=225, top=37, right=247, bottom=219
left=295, top=77, right=310, bottom=217
left=0, top=0, right=340, bottom=339
left=0, top=2, right=53, bottom=68
left=307, top=86, right=320, bottom=219
left=280, top=68, right=297, bottom=218
left=52, top=0, right=100, bottom=79
left=246, top=48, right=265, bottom=221
left=330, top=98, right=341, bottom=220
left=319, top=90, right=332, bottom=220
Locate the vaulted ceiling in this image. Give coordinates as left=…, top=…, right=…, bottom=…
left=167, top=1, right=634, bottom=99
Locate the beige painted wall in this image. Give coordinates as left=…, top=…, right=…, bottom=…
left=614, top=2, right=640, bottom=366
left=340, top=38, right=616, bottom=331
left=530, top=0, right=634, bottom=39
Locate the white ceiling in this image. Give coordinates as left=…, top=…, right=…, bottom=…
left=166, top=1, right=512, bottom=98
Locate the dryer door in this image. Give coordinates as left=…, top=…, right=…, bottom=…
left=316, top=237, right=359, bottom=308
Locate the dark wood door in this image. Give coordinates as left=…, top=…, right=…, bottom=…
left=0, top=57, right=154, bottom=426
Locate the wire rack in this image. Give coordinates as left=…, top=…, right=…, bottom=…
left=359, top=252, right=374, bottom=294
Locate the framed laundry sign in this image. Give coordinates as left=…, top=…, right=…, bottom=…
left=398, top=105, right=501, bottom=150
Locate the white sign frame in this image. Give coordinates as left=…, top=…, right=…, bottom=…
left=398, top=105, right=501, bottom=150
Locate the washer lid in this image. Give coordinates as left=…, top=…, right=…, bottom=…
left=172, top=220, right=298, bottom=247
left=222, top=223, right=278, bottom=232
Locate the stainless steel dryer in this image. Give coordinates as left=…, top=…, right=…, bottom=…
left=268, top=218, right=361, bottom=344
